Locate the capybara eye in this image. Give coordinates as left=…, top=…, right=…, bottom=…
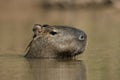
left=42, top=24, right=49, bottom=27
left=49, top=31, right=57, bottom=35
left=79, top=35, right=85, bottom=40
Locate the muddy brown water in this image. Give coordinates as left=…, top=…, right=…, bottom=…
left=0, top=1, right=120, bottom=80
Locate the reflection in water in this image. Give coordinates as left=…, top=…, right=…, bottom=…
left=27, top=59, right=86, bottom=80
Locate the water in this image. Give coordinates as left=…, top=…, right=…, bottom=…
left=0, top=1, right=120, bottom=80
left=0, top=56, right=86, bottom=80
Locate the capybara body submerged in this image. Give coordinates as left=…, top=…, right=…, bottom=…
left=25, top=24, right=87, bottom=58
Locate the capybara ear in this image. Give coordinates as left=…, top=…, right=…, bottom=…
left=33, top=24, right=42, bottom=38
left=33, top=24, right=42, bottom=33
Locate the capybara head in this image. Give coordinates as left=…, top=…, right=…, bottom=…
left=25, top=24, right=87, bottom=58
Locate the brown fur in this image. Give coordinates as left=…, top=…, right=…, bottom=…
left=25, top=24, right=87, bottom=58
